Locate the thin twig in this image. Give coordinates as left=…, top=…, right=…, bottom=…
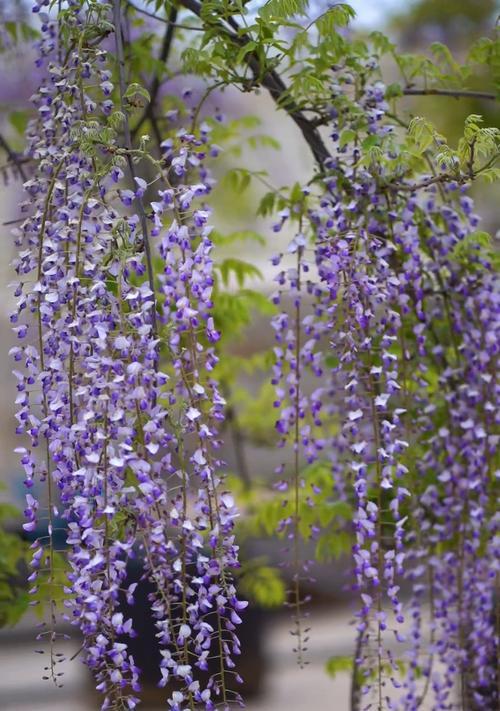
left=388, top=152, right=500, bottom=192
left=292, top=241, right=306, bottom=666
left=350, top=626, right=363, bottom=711
left=148, top=110, right=165, bottom=152
left=0, top=132, right=27, bottom=181
left=403, top=87, right=497, bottom=101
left=132, top=3, right=178, bottom=138
left=3, top=217, right=25, bottom=226
left=224, top=403, right=251, bottom=489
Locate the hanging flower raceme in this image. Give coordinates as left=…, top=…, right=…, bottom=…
left=267, top=75, right=414, bottom=696
left=392, top=188, right=500, bottom=711
left=12, top=3, right=242, bottom=710
left=270, top=62, right=497, bottom=710
left=269, top=192, right=332, bottom=663
left=310, top=93, right=411, bottom=705
left=134, top=129, right=245, bottom=710
left=310, top=74, right=498, bottom=709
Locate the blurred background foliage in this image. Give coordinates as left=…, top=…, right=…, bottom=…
left=391, top=0, right=498, bottom=47
left=389, top=0, right=499, bottom=152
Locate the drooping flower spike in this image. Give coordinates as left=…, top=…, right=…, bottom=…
left=13, top=3, right=243, bottom=709
left=270, top=65, right=498, bottom=710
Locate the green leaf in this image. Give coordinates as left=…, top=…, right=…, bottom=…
left=463, top=113, right=483, bottom=139
left=236, top=40, right=257, bottom=65
left=221, top=168, right=254, bottom=194
left=238, top=289, right=276, bottom=316
left=217, top=259, right=263, bottom=288
left=325, top=655, right=353, bottom=678
left=339, top=129, right=356, bottom=149
left=247, top=134, right=281, bottom=151
left=385, top=82, right=403, bottom=99
left=108, top=111, right=126, bottom=130
left=317, top=500, right=352, bottom=527
left=316, top=4, right=356, bottom=35
left=212, top=230, right=266, bottom=247
left=228, top=380, right=279, bottom=444
left=1, top=20, right=39, bottom=46
left=430, top=42, right=461, bottom=75
left=257, top=191, right=276, bottom=217
left=370, top=31, right=395, bottom=55
left=450, top=230, right=494, bottom=267
left=478, top=167, right=500, bottom=183
left=408, top=117, right=446, bottom=153
left=362, top=135, right=380, bottom=151
left=4, top=21, right=18, bottom=42
left=0, top=502, right=20, bottom=519
left=0, top=492, right=30, bottom=628
left=9, top=110, right=29, bottom=136
left=124, top=82, right=151, bottom=104
left=238, top=563, right=286, bottom=607
left=290, top=181, right=305, bottom=205
left=315, top=530, right=351, bottom=562
left=260, top=0, right=309, bottom=20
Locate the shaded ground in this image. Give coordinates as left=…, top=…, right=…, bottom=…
left=0, top=603, right=446, bottom=711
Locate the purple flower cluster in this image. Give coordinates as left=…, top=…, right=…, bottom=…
left=270, top=218, right=327, bottom=660
left=270, top=62, right=498, bottom=709
left=138, top=132, right=245, bottom=710
left=11, top=6, right=499, bottom=711
left=310, top=79, right=412, bottom=703
left=395, top=190, right=500, bottom=710
left=12, top=4, right=242, bottom=709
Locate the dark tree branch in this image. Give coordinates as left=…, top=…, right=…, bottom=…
left=224, top=404, right=251, bottom=490
left=177, top=0, right=331, bottom=167
left=403, top=87, right=498, bottom=101
left=0, top=132, right=27, bottom=181
left=148, top=110, right=166, bottom=154
left=126, top=0, right=203, bottom=30
left=113, top=0, right=158, bottom=338
left=132, top=4, right=178, bottom=139
left=313, top=86, right=498, bottom=128
left=130, top=0, right=499, bottom=172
